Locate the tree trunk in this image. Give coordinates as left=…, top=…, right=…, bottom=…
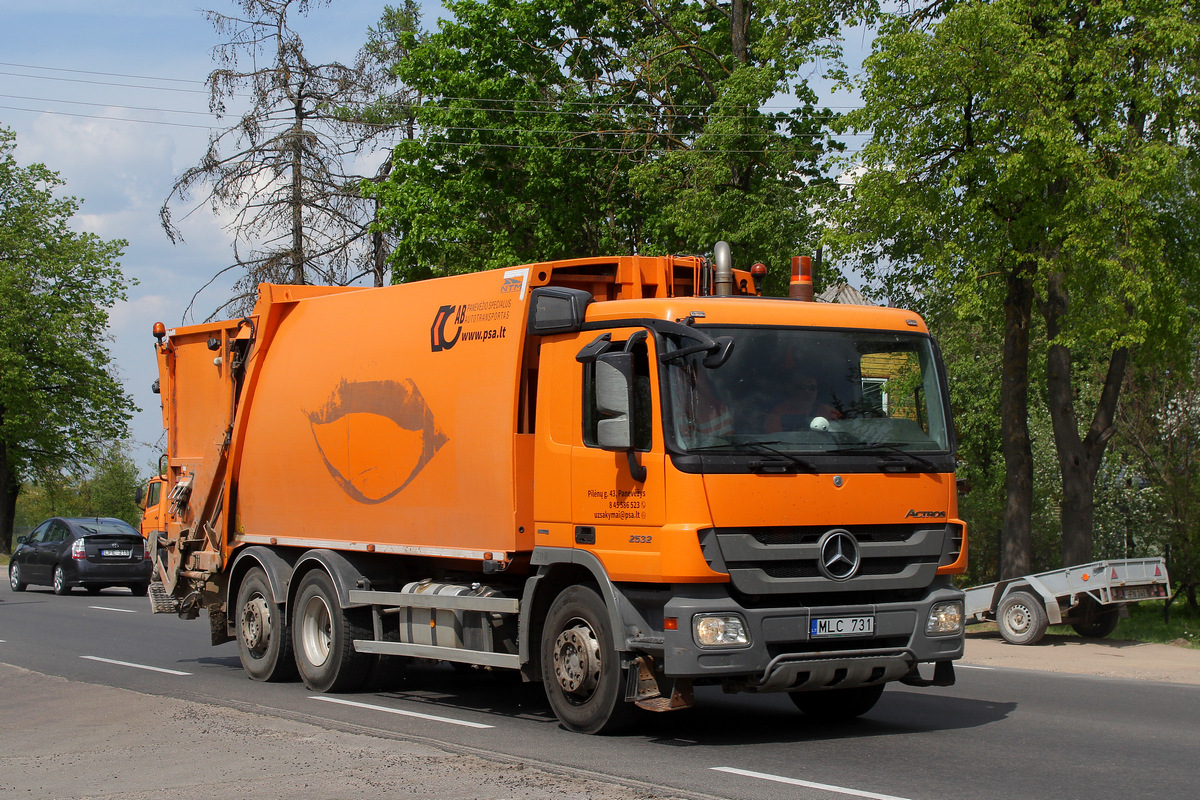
left=731, top=0, right=750, bottom=65
left=291, top=95, right=306, bottom=285
left=1042, top=273, right=1127, bottom=567
left=0, top=438, right=20, bottom=556
left=1000, top=268, right=1035, bottom=579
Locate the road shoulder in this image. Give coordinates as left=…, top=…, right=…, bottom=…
left=962, top=630, right=1200, bottom=685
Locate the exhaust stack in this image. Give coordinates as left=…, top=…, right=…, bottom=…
left=713, top=241, right=734, bottom=296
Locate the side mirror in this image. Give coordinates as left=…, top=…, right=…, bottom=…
left=595, top=352, right=636, bottom=451
left=528, top=287, right=593, bottom=335
left=15, top=536, right=28, bottom=546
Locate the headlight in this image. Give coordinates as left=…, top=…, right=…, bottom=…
left=693, top=614, right=751, bottom=647
left=926, top=601, right=963, bottom=635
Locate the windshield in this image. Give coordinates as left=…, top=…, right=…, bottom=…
left=665, top=327, right=952, bottom=454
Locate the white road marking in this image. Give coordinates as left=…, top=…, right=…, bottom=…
left=80, top=656, right=192, bottom=676
left=712, top=767, right=915, bottom=800
left=312, top=696, right=494, bottom=729
left=956, top=663, right=996, bottom=670
left=89, top=605, right=138, bottom=613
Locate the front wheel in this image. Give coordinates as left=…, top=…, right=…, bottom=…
left=997, top=590, right=1048, bottom=645
left=291, top=570, right=372, bottom=693
left=9, top=563, right=26, bottom=592
left=52, top=565, right=71, bottom=595
left=789, top=684, right=885, bottom=721
left=235, top=567, right=297, bottom=682
left=540, top=585, right=636, bottom=734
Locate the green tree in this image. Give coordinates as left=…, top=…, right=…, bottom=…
left=365, top=0, right=848, bottom=285
left=0, top=127, right=134, bottom=553
left=1117, top=356, right=1200, bottom=606
left=830, top=0, right=1200, bottom=577
left=14, top=441, right=144, bottom=529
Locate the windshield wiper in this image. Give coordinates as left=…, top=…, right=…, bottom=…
left=689, top=441, right=816, bottom=473
left=828, top=442, right=940, bottom=470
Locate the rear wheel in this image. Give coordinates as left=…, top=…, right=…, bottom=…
left=129, top=582, right=150, bottom=597
left=235, top=567, right=297, bottom=682
left=1070, top=597, right=1120, bottom=638
left=292, top=570, right=372, bottom=693
left=789, top=684, right=885, bottom=721
left=9, top=563, right=26, bottom=592
left=540, top=585, right=636, bottom=734
left=997, top=590, right=1048, bottom=645
left=52, top=565, right=71, bottom=595
left=86, top=585, right=103, bottom=595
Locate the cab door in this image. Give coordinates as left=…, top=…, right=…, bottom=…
left=570, top=330, right=667, bottom=582
left=20, top=521, right=53, bottom=582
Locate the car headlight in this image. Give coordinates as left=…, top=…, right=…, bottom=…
left=693, top=614, right=751, bottom=647
left=926, top=601, right=964, bottom=635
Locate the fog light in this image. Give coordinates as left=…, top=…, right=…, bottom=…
left=693, top=614, right=750, bottom=647
left=926, top=601, right=963, bottom=635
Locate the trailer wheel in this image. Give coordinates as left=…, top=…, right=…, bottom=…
left=292, top=569, right=372, bottom=693
left=236, top=567, right=297, bottom=682
left=540, top=585, right=636, bottom=734
left=997, top=590, right=1048, bottom=645
left=789, top=684, right=885, bottom=721
left=1070, top=597, right=1120, bottom=639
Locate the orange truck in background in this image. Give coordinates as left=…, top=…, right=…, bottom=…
left=148, top=245, right=967, bottom=733
left=138, top=470, right=168, bottom=540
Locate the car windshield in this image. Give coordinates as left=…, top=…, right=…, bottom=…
left=664, top=327, right=952, bottom=454
left=74, top=520, right=139, bottom=536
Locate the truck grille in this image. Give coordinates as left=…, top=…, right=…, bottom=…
left=701, top=525, right=946, bottom=595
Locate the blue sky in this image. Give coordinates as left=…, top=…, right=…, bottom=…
left=1, top=0, right=866, bottom=474
left=1, top=1, right=446, bottom=471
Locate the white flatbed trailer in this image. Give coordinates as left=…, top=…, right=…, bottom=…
left=965, top=558, right=1171, bottom=645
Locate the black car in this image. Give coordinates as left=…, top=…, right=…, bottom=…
left=8, top=517, right=152, bottom=596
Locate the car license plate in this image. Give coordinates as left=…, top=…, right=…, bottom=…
left=811, top=615, right=874, bottom=637
left=1123, top=587, right=1149, bottom=600
left=102, top=549, right=132, bottom=557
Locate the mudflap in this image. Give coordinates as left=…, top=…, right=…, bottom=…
left=627, top=656, right=694, bottom=712
left=208, top=604, right=233, bottom=646
left=899, top=660, right=956, bottom=687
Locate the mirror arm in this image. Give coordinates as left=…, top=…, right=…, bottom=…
left=626, top=451, right=647, bottom=483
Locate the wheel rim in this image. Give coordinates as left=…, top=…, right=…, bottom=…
left=299, top=593, right=333, bottom=668
left=240, top=593, right=273, bottom=658
left=54, top=567, right=64, bottom=592
left=1004, top=602, right=1032, bottom=635
left=9, top=565, right=18, bottom=589
left=552, top=619, right=602, bottom=700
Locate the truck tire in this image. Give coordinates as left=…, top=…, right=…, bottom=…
left=292, top=569, right=372, bottom=693
left=789, top=684, right=885, bottom=721
left=1070, top=597, right=1120, bottom=639
left=997, top=590, right=1048, bottom=645
left=540, top=585, right=637, bottom=735
left=236, top=567, right=298, bottom=682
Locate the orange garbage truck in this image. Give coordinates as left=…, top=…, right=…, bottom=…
left=148, top=245, right=967, bottom=733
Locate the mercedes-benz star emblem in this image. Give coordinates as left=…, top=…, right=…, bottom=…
left=817, top=529, right=861, bottom=581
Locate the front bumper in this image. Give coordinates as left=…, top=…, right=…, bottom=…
left=654, top=581, right=964, bottom=693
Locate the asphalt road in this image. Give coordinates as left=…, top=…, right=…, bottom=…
left=2, top=586, right=1198, bottom=800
